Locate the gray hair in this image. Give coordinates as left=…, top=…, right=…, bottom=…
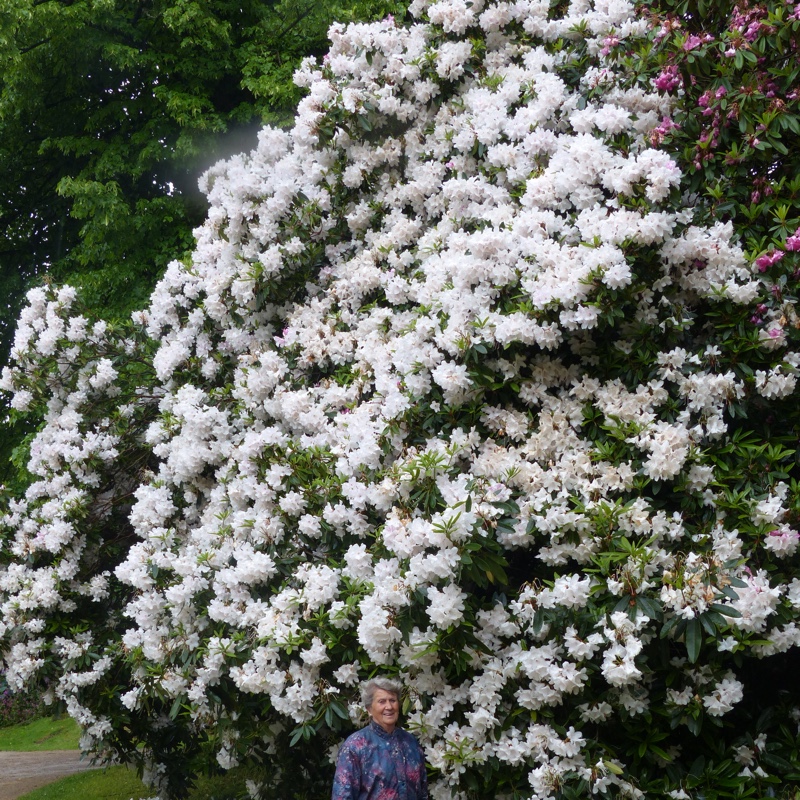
left=361, top=676, right=402, bottom=709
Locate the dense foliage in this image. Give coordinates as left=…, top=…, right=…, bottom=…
left=2, top=0, right=800, bottom=799
left=0, top=0, right=405, bottom=488
left=0, top=670, right=45, bottom=727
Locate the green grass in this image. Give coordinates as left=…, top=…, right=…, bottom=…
left=16, top=763, right=263, bottom=800
left=2, top=717, right=265, bottom=800
left=18, top=765, right=149, bottom=800
left=17, top=766, right=149, bottom=800
left=0, top=715, right=81, bottom=750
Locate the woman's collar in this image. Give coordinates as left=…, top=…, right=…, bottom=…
left=369, top=720, right=396, bottom=737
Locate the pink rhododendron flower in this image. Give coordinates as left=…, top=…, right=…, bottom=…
left=755, top=250, right=785, bottom=271
left=785, top=228, right=800, bottom=251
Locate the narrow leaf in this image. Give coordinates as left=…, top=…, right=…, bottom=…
left=686, top=618, right=702, bottom=663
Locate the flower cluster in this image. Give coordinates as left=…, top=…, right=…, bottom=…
left=2, top=0, right=800, bottom=798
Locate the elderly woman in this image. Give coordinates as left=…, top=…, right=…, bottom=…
left=332, top=677, right=428, bottom=800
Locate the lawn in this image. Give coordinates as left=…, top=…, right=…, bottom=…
left=16, top=762, right=260, bottom=800
left=17, top=766, right=149, bottom=800
left=0, top=716, right=81, bottom=751
left=0, top=716, right=266, bottom=800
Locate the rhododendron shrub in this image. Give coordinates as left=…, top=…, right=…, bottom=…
left=605, top=0, right=800, bottom=373
left=2, top=0, right=800, bottom=798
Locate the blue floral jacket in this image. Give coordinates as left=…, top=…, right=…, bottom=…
left=332, top=721, right=428, bottom=800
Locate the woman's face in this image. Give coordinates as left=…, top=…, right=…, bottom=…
left=368, top=688, right=400, bottom=732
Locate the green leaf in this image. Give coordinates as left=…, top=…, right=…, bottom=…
left=636, top=596, right=662, bottom=619
left=760, top=752, right=794, bottom=772
left=709, top=603, right=742, bottom=618
left=661, top=615, right=682, bottom=638
left=686, top=618, right=702, bottom=663
left=169, top=696, right=183, bottom=720
left=699, top=613, right=717, bottom=636
left=614, top=596, right=632, bottom=614
left=289, top=724, right=312, bottom=747
left=688, top=755, right=706, bottom=778
left=650, top=745, right=674, bottom=762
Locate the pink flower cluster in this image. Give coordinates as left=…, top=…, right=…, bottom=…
left=682, top=33, right=713, bottom=51
left=654, top=65, right=682, bottom=93
left=730, top=1, right=770, bottom=41
left=650, top=115, right=680, bottom=146
left=652, top=0, right=798, bottom=182
left=753, top=227, right=800, bottom=273
left=786, top=227, right=800, bottom=251
left=755, top=250, right=785, bottom=272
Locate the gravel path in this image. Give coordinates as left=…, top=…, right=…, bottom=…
left=0, top=750, right=97, bottom=800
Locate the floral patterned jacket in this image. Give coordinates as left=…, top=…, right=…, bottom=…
left=332, top=721, right=428, bottom=800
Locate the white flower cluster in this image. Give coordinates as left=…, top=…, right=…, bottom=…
left=2, top=0, right=799, bottom=796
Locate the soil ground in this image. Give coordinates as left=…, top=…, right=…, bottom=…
left=0, top=750, right=96, bottom=800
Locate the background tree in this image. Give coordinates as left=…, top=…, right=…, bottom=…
left=0, top=0, right=406, bottom=489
